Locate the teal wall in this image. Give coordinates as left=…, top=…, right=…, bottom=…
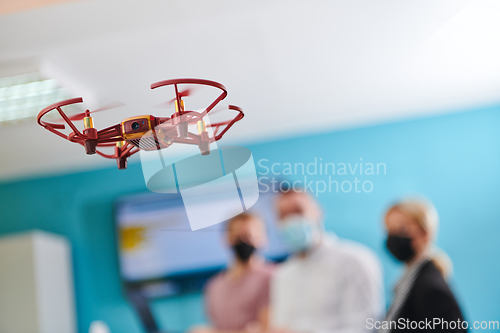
left=1, top=105, right=500, bottom=332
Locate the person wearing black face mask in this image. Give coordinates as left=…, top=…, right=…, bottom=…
left=190, top=213, right=274, bottom=333
left=386, top=234, right=416, bottom=262
left=232, top=238, right=256, bottom=262
left=381, top=200, right=466, bottom=333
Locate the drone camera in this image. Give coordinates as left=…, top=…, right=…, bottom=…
left=121, top=116, right=154, bottom=148
left=131, top=122, right=140, bottom=130
left=123, top=117, right=151, bottom=134
left=121, top=115, right=172, bottom=151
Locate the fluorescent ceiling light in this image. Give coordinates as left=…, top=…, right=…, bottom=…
left=0, top=72, right=72, bottom=124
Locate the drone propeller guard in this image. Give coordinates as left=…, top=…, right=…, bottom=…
left=36, top=78, right=244, bottom=170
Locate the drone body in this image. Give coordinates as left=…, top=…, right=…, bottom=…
left=37, top=78, right=243, bottom=169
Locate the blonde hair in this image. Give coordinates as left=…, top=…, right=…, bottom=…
left=386, top=199, right=453, bottom=279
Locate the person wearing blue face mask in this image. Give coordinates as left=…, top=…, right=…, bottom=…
left=270, top=189, right=384, bottom=333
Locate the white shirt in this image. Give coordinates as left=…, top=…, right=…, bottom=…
left=270, top=233, right=384, bottom=333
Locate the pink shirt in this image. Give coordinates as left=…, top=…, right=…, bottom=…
left=205, top=264, right=274, bottom=331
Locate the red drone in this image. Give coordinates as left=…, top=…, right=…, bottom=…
left=37, top=78, right=244, bottom=169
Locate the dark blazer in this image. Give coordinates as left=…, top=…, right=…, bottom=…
left=391, top=260, right=466, bottom=332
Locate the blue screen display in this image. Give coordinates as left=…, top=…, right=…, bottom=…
left=115, top=190, right=288, bottom=282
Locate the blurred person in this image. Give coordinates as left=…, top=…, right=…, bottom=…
left=271, top=189, right=384, bottom=333
left=381, top=199, right=465, bottom=333
left=191, top=212, right=274, bottom=333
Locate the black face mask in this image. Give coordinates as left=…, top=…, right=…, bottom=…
left=232, top=240, right=256, bottom=262
left=386, top=235, right=415, bottom=262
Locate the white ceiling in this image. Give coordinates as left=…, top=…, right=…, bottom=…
left=2, top=0, right=500, bottom=180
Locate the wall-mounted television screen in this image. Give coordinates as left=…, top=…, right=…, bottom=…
left=114, top=189, right=288, bottom=297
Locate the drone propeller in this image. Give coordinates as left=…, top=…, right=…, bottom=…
left=174, top=87, right=193, bottom=100
left=206, top=105, right=228, bottom=115
left=153, top=87, right=195, bottom=108
left=55, top=101, right=125, bottom=122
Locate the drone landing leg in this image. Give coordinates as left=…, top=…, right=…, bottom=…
left=114, top=143, right=128, bottom=169
left=84, top=138, right=97, bottom=154
left=176, top=122, right=188, bottom=138
left=116, top=157, right=127, bottom=169
left=199, top=141, right=210, bottom=155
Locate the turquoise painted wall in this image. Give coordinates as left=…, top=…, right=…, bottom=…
left=1, top=105, right=500, bottom=332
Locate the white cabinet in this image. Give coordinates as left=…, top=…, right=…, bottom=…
left=0, top=231, right=76, bottom=333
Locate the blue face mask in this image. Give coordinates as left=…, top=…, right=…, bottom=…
left=279, top=215, right=318, bottom=253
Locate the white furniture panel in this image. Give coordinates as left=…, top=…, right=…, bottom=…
left=0, top=231, right=76, bottom=333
